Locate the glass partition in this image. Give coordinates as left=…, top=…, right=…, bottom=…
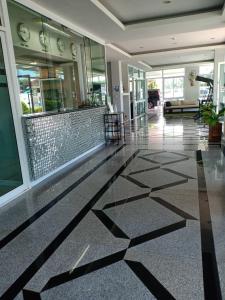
left=7, top=0, right=106, bottom=114
left=0, top=37, right=23, bottom=196
left=90, top=39, right=106, bottom=106
left=218, top=62, right=225, bottom=107
left=128, top=65, right=146, bottom=118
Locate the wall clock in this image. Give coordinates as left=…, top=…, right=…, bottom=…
left=17, top=23, right=30, bottom=42
left=39, top=31, right=50, bottom=49
left=57, top=38, right=65, bottom=53
left=71, top=43, right=77, bottom=58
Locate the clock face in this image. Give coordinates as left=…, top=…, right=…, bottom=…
left=57, top=38, right=65, bottom=53
left=17, top=23, right=30, bottom=42
left=39, top=31, right=50, bottom=48
left=71, top=43, right=77, bottom=58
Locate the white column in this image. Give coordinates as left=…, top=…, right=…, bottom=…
left=121, top=62, right=131, bottom=120
left=214, top=49, right=225, bottom=106
left=184, top=65, right=199, bottom=101
left=110, top=61, right=123, bottom=112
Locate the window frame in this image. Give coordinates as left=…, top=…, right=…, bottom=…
left=163, top=76, right=184, bottom=100
left=198, top=64, right=214, bottom=101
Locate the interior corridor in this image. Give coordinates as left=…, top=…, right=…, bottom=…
left=0, top=111, right=224, bottom=300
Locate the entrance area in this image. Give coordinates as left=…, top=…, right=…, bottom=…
left=0, top=34, right=23, bottom=197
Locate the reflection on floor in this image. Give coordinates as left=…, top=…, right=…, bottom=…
left=0, top=110, right=224, bottom=299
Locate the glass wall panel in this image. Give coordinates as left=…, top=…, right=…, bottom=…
left=129, top=65, right=146, bottom=118
left=7, top=0, right=106, bottom=114
left=218, top=63, right=225, bottom=106
left=90, top=39, right=106, bottom=106
left=199, top=63, right=214, bottom=101
left=0, top=38, right=23, bottom=196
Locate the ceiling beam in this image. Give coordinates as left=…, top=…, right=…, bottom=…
left=106, top=44, right=131, bottom=58
left=131, top=43, right=225, bottom=58
left=151, top=59, right=214, bottom=69
left=125, top=10, right=221, bottom=31
left=221, top=1, right=225, bottom=18
left=138, top=61, right=152, bottom=70
left=90, top=0, right=126, bottom=31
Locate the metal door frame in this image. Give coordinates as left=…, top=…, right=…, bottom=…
left=0, top=2, right=30, bottom=207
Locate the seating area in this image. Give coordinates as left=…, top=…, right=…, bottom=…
left=163, top=99, right=199, bottom=114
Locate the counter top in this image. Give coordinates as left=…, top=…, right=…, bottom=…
left=22, top=106, right=106, bottom=119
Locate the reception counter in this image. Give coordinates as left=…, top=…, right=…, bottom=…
left=22, top=107, right=106, bottom=180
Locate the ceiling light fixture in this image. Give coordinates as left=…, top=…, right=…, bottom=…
left=163, top=0, right=172, bottom=4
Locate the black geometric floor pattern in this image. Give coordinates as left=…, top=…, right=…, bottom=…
left=23, top=150, right=198, bottom=299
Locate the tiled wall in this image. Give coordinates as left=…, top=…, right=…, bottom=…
left=23, top=107, right=106, bottom=180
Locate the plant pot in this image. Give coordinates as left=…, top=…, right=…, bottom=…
left=208, top=123, right=222, bottom=143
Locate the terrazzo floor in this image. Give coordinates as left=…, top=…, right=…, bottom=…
left=0, top=109, right=224, bottom=299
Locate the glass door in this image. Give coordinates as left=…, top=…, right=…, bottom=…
left=218, top=62, right=225, bottom=108
left=0, top=34, right=23, bottom=197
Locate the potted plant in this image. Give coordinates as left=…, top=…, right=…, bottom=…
left=201, top=103, right=225, bottom=143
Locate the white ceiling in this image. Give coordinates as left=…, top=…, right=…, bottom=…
left=100, top=0, right=224, bottom=23
left=121, top=28, right=225, bottom=54
left=140, top=50, right=215, bottom=67
left=22, top=0, right=225, bottom=68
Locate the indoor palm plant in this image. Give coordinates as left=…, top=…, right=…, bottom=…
left=201, top=102, right=225, bottom=143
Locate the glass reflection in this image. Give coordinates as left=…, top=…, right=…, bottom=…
left=7, top=0, right=107, bottom=114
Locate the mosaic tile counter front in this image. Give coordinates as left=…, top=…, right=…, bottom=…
left=23, top=107, right=106, bottom=180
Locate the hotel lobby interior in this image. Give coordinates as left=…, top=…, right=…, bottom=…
left=0, top=1, right=225, bottom=299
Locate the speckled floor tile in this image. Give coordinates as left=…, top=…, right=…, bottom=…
left=24, top=211, right=129, bottom=292
left=129, top=168, right=186, bottom=189
left=93, top=176, right=150, bottom=210
left=41, top=261, right=155, bottom=300
left=104, top=197, right=184, bottom=239
left=125, top=221, right=203, bottom=300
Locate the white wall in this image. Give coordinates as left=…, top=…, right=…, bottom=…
left=214, top=49, right=225, bottom=106
left=110, top=60, right=123, bottom=112
left=184, top=65, right=200, bottom=101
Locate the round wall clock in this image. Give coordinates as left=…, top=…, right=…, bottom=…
left=17, top=23, right=31, bottom=42
left=57, top=38, right=65, bottom=53
left=39, top=31, right=50, bottom=49
left=71, top=43, right=77, bottom=58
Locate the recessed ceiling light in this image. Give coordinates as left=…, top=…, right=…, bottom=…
left=163, top=0, right=172, bottom=4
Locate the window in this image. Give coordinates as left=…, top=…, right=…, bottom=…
left=198, top=64, right=214, bottom=100
left=147, top=68, right=184, bottom=100
left=164, top=77, right=184, bottom=99
left=7, top=0, right=106, bottom=114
